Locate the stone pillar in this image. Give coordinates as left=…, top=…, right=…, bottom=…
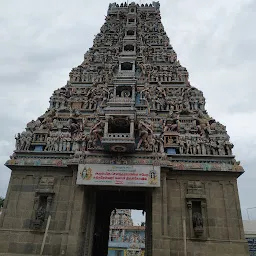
left=132, top=85, right=135, bottom=100
left=122, top=229, right=125, bottom=242
left=162, top=171, right=168, bottom=236
left=33, top=195, right=40, bottom=219
left=130, top=116, right=134, bottom=137
left=145, top=191, right=152, bottom=256
left=201, top=200, right=207, bottom=238
left=114, top=86, right=117, bottom=97
left=104, top=117, right=109, bottom=137
left=152, top=186, right=162, bottom=256
left=83, top=189, right=96, bottom=256
left=102, top=209, right=112, bottom=256
left=187, top=200, right=193, bottom=237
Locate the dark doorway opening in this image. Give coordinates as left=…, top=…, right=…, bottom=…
left=121, top=62, right=133, bottom=71
left=108, top=116, right=130, bottom=134
left=124, top=44, right=135, bottom=51
left=91, top=188, right=151, bottom=256
left=127, top=30, right=135, bottom=36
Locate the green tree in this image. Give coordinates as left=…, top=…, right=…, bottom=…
left=0, top=197, right=4, bottom=208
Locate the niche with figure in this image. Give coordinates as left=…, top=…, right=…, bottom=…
left=32, top=193, right=53, bottom=230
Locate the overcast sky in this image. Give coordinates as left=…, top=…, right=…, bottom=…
left=0, top=0, right=256, bottom=220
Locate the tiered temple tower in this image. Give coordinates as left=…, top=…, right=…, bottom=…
left=0, top=2, right=249, bottom=256
left=108, top=209, right=145, bottom=256
left=110, top=209, right=134, bottom=227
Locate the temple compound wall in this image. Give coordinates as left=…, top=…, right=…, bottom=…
left=0, top=1, right=249, bottom=256
left=0, top=167, right=248, bottom=256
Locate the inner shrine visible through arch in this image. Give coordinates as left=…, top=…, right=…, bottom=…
left=92, top=189, right=149, bottom=256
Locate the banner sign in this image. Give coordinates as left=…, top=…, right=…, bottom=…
left=77, top=164, right=160, bottom=187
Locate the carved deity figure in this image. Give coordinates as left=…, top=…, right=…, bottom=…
left=179, top=136, right=185, bottom=154
left=66, top=133, right=72, bottom=151
left=68, top=119, right=81, bottom=134
left=44, top=136, right=53, bottom=151
left=192, top=211, right=204, bottom=236
left=15, top=133, right=21, bottom=150
left=137, top=120, right=154, bottom=149
left=90, top=120, right=104, bottom=145
left=217, top=139, right=226, bottom=155
left=35, top=206, right=46, bottom=222
left=15, top=132, right=32, bottom=151
left=154, top=135, right=164, bottom=154
left=185, top=136, right=192, bottom=154
left=164, top=116, right=180, bottom=132
left=198, top=137, right=205, bottom=155
left=210, top=139, right=218, bottom=155
left=224, top=140, right=233, bottom=155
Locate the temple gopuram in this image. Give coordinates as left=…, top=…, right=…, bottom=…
left=108, top=209, right=145, bottom=256
left=0, top=2, right=249, bottom=256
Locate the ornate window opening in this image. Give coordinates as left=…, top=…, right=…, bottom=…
left=116, top=86, right=132, bottom=98
left=29, top=176, right=55, bottom=230
left=121, top=62, right=133, bottom=71
left=124, top=44, right=135, bottom=51
left=31, top=193, right=53, bottom=230
left=127, top=30, right=135, bottom=36
left=187, top=199, right=206, bottom=239
left=192, top=201, right=203, bottom=235
left=108, top=116, right=130, bottom=134
left=186, top=180, right=207, bottom=239
left=128, top=18, right=135, bottom=24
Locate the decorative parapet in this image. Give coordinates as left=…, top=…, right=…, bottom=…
left=5, top=149, right=243, bottom=174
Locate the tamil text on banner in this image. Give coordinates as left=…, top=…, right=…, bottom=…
left=77, top=164, right=160, bottom=187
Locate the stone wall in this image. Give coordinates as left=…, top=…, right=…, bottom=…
left=0, top=167, right=90, bottom=256
left=151, top=170, right=249, bottom=256
left=0, top=167, right=249, bottom=256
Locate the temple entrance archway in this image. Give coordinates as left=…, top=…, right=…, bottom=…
left=86, top=187, right=152, bottom=256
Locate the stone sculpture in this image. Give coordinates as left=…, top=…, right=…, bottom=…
left=35, top=206, right=46, bottom=222
left=192, top=212, right=204, bottom=237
